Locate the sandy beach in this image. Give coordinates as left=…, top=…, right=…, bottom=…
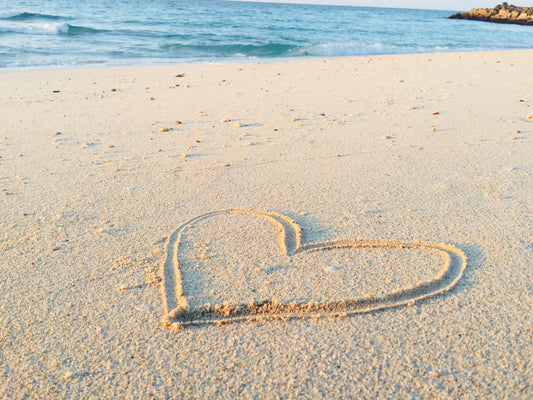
left=1, top=50, right=532, bottom=398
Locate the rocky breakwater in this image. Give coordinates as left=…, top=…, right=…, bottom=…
left=449, top=3, right=533, bottom=26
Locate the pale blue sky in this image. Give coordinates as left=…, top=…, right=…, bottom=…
left=231, top=1, right=532, bottom=11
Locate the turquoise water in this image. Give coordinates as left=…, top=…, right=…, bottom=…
left=1, top=0, right=532, bottom=69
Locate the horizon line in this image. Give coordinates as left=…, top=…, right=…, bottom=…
left=223, top=0, right=461, bottom=12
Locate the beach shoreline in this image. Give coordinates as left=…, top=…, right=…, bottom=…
left=1, top=47, right=533, bottom=73
left=1, top=49, right=531, bottom=398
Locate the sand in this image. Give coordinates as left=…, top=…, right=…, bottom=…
left=0, top=50, right=532, bottom=398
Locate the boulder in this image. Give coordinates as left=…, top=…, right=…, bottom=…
left=449, top=4, right=533, bottom=26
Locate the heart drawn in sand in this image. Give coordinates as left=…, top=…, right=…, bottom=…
left=161, top=209, right=466, bottom=328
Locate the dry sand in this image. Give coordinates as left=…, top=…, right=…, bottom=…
left=1, top=50, right=532, bottom=398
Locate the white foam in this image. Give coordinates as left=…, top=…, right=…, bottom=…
left=291, top=42, right=403, bottom=57
left=0, top=22, right=69, bottom=35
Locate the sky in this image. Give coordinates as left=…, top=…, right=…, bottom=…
left=232, top=1, right=533, bottom=11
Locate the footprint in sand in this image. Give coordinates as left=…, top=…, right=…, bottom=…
left=161, top=209, right=466, bottom=329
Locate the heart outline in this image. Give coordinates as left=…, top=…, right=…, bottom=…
left=161, top=209, right=467, bottom=328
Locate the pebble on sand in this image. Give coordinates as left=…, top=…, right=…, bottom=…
left=63, top=371, right=74, bottom=380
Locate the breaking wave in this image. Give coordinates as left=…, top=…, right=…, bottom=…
left=0, top=22, right=104, bottom=35
left=0, top=11, right=66, bottom=21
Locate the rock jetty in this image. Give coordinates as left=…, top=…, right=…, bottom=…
left=449, top=3, right=533, bottom=26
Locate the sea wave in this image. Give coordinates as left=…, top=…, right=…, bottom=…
left=0, top=11, right=21, bottom=19
left=66, top=25, right=105, bottom=35
left=157, top=42, right=464, bottom=59
left=290, top=43, right=396, bottom=57
left=159, top=42, right=297, bottom=57
left=0, top=58, right=81, bottom=69
left=288, top=43, right=470, bottom=57
left=0, top=11, right=65, bottom=21
left=0, top=22, right=104, bottom=36
left=0, top=22, right=68, bottom=35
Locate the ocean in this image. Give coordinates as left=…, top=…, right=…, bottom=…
left=1, top=0, right=532, bottom=69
